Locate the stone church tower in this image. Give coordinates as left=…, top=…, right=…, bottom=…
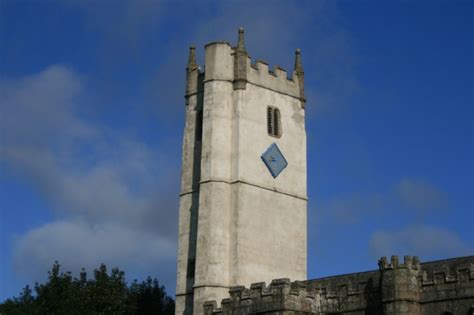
left=176, top=28, right=307, bottom=315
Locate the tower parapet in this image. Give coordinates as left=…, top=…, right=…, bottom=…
left=378, top=255, right=421, bottom=270
left=379, top=256, right=421, bottom=315
left=190, top=28, right=306, bottom=108
left=245, top=57, right=303, bottom=104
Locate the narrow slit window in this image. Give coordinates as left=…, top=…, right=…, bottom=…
left=267, top=107, right=273, bottom=134
left=196, top=110, right=203, bottom=141
left=273, top=109, right=280, bottom=136
left=187, top=258, right=195, bottom=278
left=267, top=106, right=281, bottom=137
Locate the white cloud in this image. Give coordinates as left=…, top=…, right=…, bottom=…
left=1, top=65, right=178, bottom=283
left=396, top=178, right=449, bottom=212
left=13, top=220, right=175, bottom=281
left=370, top=225, right=473, bottom=259
left=321, top=193, right=385, bottom=224
left=317, top=178, right=451, bottom=225
left=1, top=0, right=360, bottom=291
left=1, top=65, right=93, bottom=147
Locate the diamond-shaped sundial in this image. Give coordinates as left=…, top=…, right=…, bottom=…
left=261, top=143, right=288, bottom=178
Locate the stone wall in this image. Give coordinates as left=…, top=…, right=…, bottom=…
left=419, top=256, right=474, bottom=315
left=203, top=256, right=474, bottom=315
left=307, top=269, right=382, bottom=314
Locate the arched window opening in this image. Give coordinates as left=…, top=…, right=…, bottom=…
left=267, top=106, right=281, bottom=138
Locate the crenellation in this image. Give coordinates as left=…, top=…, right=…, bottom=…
left=413, top=256, right=421, bottom=269
left=420, top=261, right=474, bottom=313
left=203, top=280, right=322, bottom=314
left=203, top=301, right=217, bottom=315
left=323, top=289, right=338, bottom=299
left=347, top=286, right=359, bottom=296
left=379, top=256, right=389, bottom=270
left=188, top=29, right=305, bottom=112
left=254, top=59, right=268, bottom=67
left=229, top=285, right=246, bottom=300
left=220, top=299, right=231, bottom=314
left=433, top=269, right=450, bottom=284
left=404, top=255, right=413, bottom=269
left=311, top=280, right=370, bottom=298
left=245, top=53, right=302, bottom=101
left=458, top=264, right=474, bottom=282
left=421, top=263, right=474, bottom=286
left=270, top=278, right=291, bottom=287
left=249, top=59, right=296, bottom=82
left=250, top=281, right=267, bottom=299
left=391, top=255, right=399, bottom=268
left=274, top=65, right=289, bottom=80
left=203, top=258, right=474, bottom=314
left=241, top=289, right=251, bottom=301
left=336, top=283, right=349, bottom=297
left=421, top=271, right=435, bottom=286
left=289, top=281, right=307, bottom=297
left=349, top=283, right=360, bottom=293
left=379, top=255, right=422, bottom=271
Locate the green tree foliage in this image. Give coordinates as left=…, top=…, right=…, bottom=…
left=0, top=262, right=174, bottom=315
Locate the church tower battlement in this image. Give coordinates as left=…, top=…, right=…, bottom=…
left=176, top=28, right=308, bottom=315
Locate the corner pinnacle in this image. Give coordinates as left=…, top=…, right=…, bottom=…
left=294, top=48, right=305, bottom=106
left=294, top=48, right=303, bottom=74
left=187, top=45, right=196, bottom=70
left=237, top=27, right=245, bottom=51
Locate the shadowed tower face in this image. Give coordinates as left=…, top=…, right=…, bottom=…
left=175, top=28, right=307, bottom=315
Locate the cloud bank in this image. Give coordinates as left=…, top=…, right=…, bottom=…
left=319, top=177, right=451, bottom=225
left=370, top=225, right=473, bottom=259
left=1, top=65, right=178, bottom=285
left=315, top=177, right=468, bottom=261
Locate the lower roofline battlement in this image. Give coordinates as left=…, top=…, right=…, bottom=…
left=203, top=256, right=474, bottom=315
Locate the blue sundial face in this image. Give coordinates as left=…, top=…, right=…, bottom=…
left=261, top=143, right=288, bottom=178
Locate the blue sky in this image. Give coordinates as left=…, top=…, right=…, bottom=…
left=0, top=0, right=472, bottom=302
